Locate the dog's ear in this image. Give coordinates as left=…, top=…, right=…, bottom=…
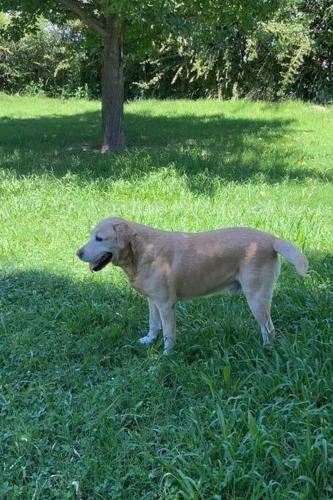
left=113, top=223, right=132, bottom=250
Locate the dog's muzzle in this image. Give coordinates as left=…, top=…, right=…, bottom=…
left=89, top=252, right=113, bottom=272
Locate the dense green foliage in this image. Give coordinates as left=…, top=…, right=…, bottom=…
left=0, top=95, right=332, bottom=497
left=0, top=16, right=100, bottom=99
left=0, top=0, right=332, bottom=101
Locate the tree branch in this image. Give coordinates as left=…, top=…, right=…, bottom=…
left=60, top=0, right=109, bottom=37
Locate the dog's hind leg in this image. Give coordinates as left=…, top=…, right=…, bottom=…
left=139, top=298, right=162, bottom=346
left=240, top=261, right=279, bottom=345
left=245, top=289, right=275, bottom=345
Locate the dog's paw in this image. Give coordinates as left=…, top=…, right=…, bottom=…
left=139, top=335, right=156, bottom=346
left=163, top=338, right=175, bottom=355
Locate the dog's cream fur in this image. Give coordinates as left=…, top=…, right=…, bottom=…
left=77, top=217, right=308, bottom=353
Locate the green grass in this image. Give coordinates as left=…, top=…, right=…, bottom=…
left=0, top=94, right=332, bottom=499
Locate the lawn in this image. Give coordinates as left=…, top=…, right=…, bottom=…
left=0, top=94, right=332, bottom=498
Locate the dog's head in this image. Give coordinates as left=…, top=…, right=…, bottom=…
left=76, top=217, right=133, bottom=272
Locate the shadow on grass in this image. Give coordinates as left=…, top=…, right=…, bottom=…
left=0, top=269, right=144, bottom=375
left=0, top=252, right=331, bottom=375
left=1, top=109, right=331, bottom=194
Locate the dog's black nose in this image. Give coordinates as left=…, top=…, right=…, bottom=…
left=76, top=248, right=84, bottom=259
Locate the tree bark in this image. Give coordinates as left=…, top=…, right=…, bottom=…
left=101, top=14, right=125, bottom=153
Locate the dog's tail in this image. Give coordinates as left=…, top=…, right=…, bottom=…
left=273, top=238, right=308, bottom=276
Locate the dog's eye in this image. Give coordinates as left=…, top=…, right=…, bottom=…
left=95, top=235, right=103, bottom=242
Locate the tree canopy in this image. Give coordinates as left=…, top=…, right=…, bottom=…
left=0, top=0, right=332, bottom=148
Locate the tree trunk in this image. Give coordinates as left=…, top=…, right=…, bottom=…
left=101, top=14, right=125, bottom=153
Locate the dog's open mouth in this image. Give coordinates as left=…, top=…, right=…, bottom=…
left=89, top=252, right=113, bottom=272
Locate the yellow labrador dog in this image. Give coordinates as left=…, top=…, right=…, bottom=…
left=77, top=217, right=308, bottom=354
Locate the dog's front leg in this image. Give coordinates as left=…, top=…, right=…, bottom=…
left=156, top=303, right=176, bottom=355
left=139, top=298, right=161, bottom=346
